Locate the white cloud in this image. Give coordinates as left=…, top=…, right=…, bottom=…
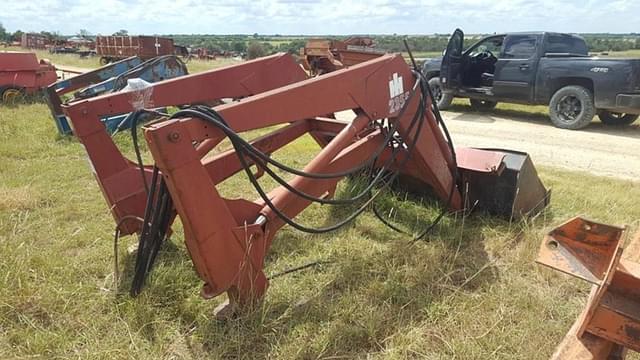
left=0, top=0, right=638, bottom=34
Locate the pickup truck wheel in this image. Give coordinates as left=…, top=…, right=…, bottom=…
left=469, top=99, right=498, bottom=111
left=598, top=110, right=639, bottom=126
left=549, top=86, right=595, bottom=130
left=428, top=77, right=454, bottom=110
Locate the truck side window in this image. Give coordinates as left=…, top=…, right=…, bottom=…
left=502, top=35, right=537, bottom=59
left=545, top=34, right=588, bottom=55
left=468, top=37, right=503, bottom=57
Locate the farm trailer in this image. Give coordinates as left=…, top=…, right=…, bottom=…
left=0, top=51, right=57, bottom=102
left=95, top=35, right=176, bottom=65
left=20, top=33, right=48, bottom=49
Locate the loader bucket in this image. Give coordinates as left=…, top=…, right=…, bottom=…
left=460, top=149, right=550, bottom=218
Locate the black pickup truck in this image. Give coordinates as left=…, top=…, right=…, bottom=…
left=423, top=29, right=640, bottom=129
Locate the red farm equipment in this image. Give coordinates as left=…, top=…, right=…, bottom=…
left=21, top=33, right=48, bottom=49
left=0, top=52, right=57, bottom=103
left=300, top=37, right=386, bottom=75
left=95, top=35, right=176, bottom=65
left=63, top=52, right=550, bottom=317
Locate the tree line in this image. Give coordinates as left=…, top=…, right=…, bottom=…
left=2, top=23, right=640, bottom=54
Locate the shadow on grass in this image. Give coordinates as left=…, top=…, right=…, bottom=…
left=115, top=239, right=187, bottom=296
left=193, top=182, right=527, bottom=357
left=192, top=216, right=503, bottom=358
left=110, top=175, right=552, bottom=358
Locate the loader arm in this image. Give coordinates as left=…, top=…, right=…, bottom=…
left=62, top=53, right=308, bottom=235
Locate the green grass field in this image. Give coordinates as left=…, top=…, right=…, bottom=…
left=2, top=46, right=243, bottom=75
left=1, top=51, right=640, bottom=359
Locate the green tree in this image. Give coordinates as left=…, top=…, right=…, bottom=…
left=247, top=41, right=265, bottom=59
left=277, top=39, right=306, bottom=54
left=78, top=29, right=91, bottom=38
left=11, top=30, right=23, bottom=42
left=113, top=29, right=128, bottom=36
left=232, top=41, right=246, bottom=54
left=0, top=22, right=7, bottom=42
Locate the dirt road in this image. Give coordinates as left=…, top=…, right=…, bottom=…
left=54, top=65, right=92, bottom=80
left=442, top=109, right=640, bottom=181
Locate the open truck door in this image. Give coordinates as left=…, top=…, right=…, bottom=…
left=440, top=28, right=464, bottom=91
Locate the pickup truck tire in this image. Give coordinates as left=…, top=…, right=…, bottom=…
left=469, top=99, right=498, bottom=111
left=549, top=86, right=595, bottom=130
left=428, top=77, right=454, bottom=110
left=597, top=110, right=639, bottom=126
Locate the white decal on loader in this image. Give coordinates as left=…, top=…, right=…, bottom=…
left=389, top=73, right=404, bottom=98
left=388, top=73, right=410, bottom=114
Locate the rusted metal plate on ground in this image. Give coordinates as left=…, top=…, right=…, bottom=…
left=537, top=217, right=625, bottom=284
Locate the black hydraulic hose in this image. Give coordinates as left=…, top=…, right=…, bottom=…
left=370, top=42, right=460, bottom=241
left=130, top=166, right=160, bottom=296
left=179, top=108, right=395, bottom=205
left=130, top=111, right=149, bottom=194
left=230, top=80, right=427, bottom=234
left=171, top=89, right=422, bottom=181
left=142, top=180, right=172, bottom=274
left=167, top=83, right=424, bottom=207
left=169, top=72, right=427, bottom=233
left=218, top=92, right=424, bottom=206
left=232, top=98, right=426, bottom=234
left=130, top=164, right=173, bottom=296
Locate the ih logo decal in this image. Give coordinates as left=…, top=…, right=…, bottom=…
left=388, top=72, right=410, bottom=114
left=389, top=73, right=404, bottom=98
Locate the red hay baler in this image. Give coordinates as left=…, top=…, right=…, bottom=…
left=0, top=52, right=57, bottom=102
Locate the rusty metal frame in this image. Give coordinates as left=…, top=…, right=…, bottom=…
left=141, top=54, right=518, bottom=310
left=538, top=217, right=640, bottom=358
left=62, top=53, right=308, bottom=235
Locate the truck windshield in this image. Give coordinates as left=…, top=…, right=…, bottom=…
left=545, top=34, right=588, bottom=55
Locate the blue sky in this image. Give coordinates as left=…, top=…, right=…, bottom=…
left=0, top=0, right=638, bottom=35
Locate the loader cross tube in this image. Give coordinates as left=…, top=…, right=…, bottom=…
left=62, top=53, right=308, bottom=235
